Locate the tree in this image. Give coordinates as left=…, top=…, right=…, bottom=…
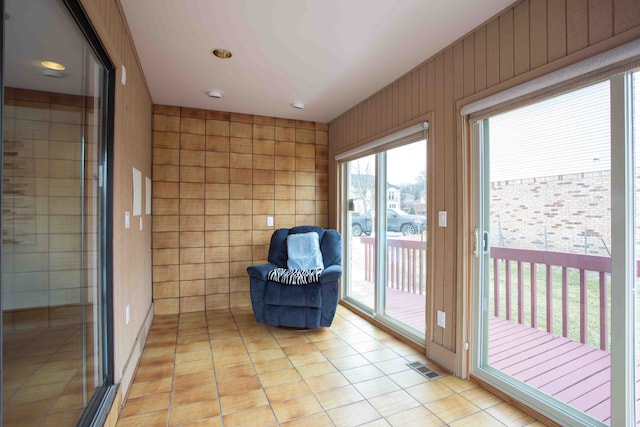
left=350, top=159, right=375, bottom=214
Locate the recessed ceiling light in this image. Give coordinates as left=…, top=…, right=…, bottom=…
left=291, top=102, right=305, bottom=110
left=41, top=60, right=66, bottom=71
left=42, top=69, right=64, bottom=78
left=212, top=49, right=232, bottom=59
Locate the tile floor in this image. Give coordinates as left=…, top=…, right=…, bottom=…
left=2, top=324, right=90, bottom=426
left=116, top=305, right=546, bottom=427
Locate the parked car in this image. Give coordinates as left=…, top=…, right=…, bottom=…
left=352, top=208, right=426, bottom=236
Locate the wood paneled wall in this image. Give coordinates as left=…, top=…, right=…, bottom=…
left=328, top=0, right=640, bottom=373
left=151, top=106, right=329, bottom=315
left=80, top=0, right=153, bottom=406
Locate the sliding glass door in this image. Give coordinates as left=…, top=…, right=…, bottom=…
left=342, top=131, right=427, bottom=342
left=2, top=0, right=114, bottom=424
left=471, top=70, right=638, bottom=425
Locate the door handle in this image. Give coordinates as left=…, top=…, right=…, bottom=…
left=483, top=230, right=489, bottom=254
left=473, top=228, right=479, bottom=257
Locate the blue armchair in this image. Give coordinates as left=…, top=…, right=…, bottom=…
left=247, top=226, right=342, bottom=328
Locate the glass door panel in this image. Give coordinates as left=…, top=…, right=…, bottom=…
left=633, top=71, right=640, bottom=424
left=479, top=81, right=612, bottom=424
left=383, top=141, right=427, bottom=334
left=345, top=155, right=376, bottom=311
left=2, top=0, right=110, bottom=424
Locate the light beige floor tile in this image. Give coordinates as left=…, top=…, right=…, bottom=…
left=436, top=375, right=478, bottom=393
left=120, top=392, right=170, bottom=418
left=312, top=337, right=347, bottom=350
left=176, top=341, right=211, bottom=354
left=219, top=388, right=267, bottom=414
left=330, top=354, right=370, bottom=371
left=314, top=384, right=364, bottom=410
left=174, top=359, right=214, bottom=376
left=388, top=368, right=428, bottom=388
left=326, top=400, right=382, bottom=427
left=320, top=345, right=358, bottom=360
left=361, top=348, right=400, bottom=363
left=169, top=400, right=220, bottom=426
left=253, top=357, right=293, bottom=374
left=249, top=348, right=286, bottom=362
left=282, top=342, right=318, bottom=356
left=425, top=394, right=480, bottom=424
left=271, top=395, right=323, bottom=423
left=341, top=364, right=385, bottom=383
left=460, top=386, right=504, bottom=409
left=245, top=338, right=280, bottom=352
left=171, top=384, right=217, bottom=406
left=116, top=409, right=169, bottom=427
left=276, top=335, right=310, bottom=347
left=386, top=405, right=444, bottom=426
left=173, top=372, right=214, bottom=390
left=367, top=389, right=421, bottom=417
left=405, top=380, right=455, bottom=404
left=375, top=357, right=412, bottom=375
left=360, top=419, right=392, bottom=427
left=264, top=380, right=312, bottom=403
left=485, top=402, right=535, bottom=427
left=221, top=405, right=277, bottom=426
left=354, top=375, right=401, bottom=399
left=304, top=372, right=350, bottom=393
left=258, top=367, right=302, bottom=387
left=175, top=349, right=212, bottom=364
left=279, top=412, right=333, bottom=427
left=288, top=351, right=327, bottom=367
left=217, top=375, right=262, bottom=396
left=449, top=410, right=506, bottom=426
left=296, top=361, right=338, bottom=379
left=214, top=364, right=254, bottom=383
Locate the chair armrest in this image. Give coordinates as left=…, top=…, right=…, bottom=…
left=319, top=264, right=342, bottom=284
left=247, top=264, right=277, bottom=280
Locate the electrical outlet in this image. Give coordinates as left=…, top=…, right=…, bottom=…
left=437, top=310, right=446, bottom=328
left=267, top=216, right=274, bottom=227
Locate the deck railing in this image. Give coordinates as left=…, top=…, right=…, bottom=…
left=359, top=239, right=637, bottom=351
left=361, top=237, right=427, bottom=295
left=488, top=247, right=639, bottom=351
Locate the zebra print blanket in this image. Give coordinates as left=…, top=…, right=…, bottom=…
left=267, top=267, right=323, bottom=285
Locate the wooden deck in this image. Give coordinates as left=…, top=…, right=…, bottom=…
left=488, top=316, right=640, bottom=425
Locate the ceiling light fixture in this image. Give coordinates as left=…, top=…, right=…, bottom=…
left=207, top=91, right=222, bottom=99
left=212, top=49, right=232, bottom=59
left=291, top=102, right=305, bottom=110
left=42, top=69, right=64, bottom=78
left=41, top=60, right=66, bottom=71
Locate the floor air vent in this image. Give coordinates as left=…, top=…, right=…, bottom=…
left=406, top=361, right=441, bottom=379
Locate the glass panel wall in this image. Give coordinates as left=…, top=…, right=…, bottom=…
left=473, top=70, right=640, bottom=425
left=2, top=0, right=111, bottom=424
left=342, top=134, right=427, bottom=343
left=345, top=155, right=376, bottom=311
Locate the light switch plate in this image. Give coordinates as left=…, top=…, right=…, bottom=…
left=267, top=216, right=274, bottom=227
left=125, top=211, right=131, bottom=229
left=438, top=211, right=447, bottom=227
left=437, top=310, right=446, bottom=328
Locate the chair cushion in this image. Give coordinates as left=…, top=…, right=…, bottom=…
left=286, top=232, right=323, bottom=270
left=267, top=267, right=323, bottom=285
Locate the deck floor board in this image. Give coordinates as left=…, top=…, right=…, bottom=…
left=489, top=317, right=614, bottom=423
